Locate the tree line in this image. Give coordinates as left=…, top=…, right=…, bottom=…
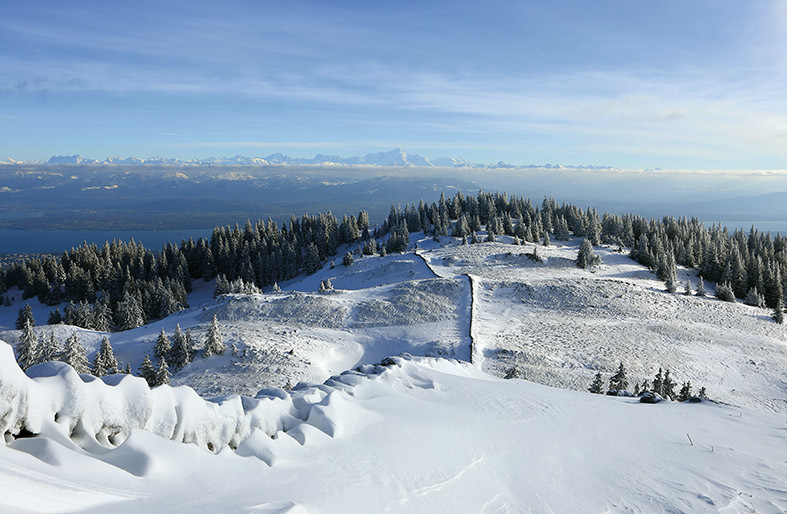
left=3, top=191, right=786, bottom=333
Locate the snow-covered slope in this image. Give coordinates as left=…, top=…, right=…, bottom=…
left=1, top=348, right=785, bottom=513
left=2, top=233, right=785, bottom=412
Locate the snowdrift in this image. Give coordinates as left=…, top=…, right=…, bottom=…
left=2, top=339, right=787, bottom=513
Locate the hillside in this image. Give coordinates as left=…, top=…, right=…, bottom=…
left=2, top=233, right=785, bottom=411
left=1, top=349, right=785, bottom=513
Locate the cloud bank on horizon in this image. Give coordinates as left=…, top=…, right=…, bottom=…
left=1, top=0, right=786, bottom=170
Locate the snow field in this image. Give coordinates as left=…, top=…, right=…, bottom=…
left=418, top=237, right=787, bottom=413
left=1, top=350, right=785, bottom=513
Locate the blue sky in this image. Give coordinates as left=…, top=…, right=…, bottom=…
left=1, top=0, right=786, bottom=169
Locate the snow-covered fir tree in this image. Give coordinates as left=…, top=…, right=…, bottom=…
left=342, top=252, right=354, bottom=267
left=662, top=369, right=677, bottom=400
left=47, top=308, right=62, bottom=325
left=116, top=291, right=145, bottom=330
left=715, top=282, right=736, bottom=303
left=16, top=319, right=38, bottom=371
left=772, top=299, right=784, bottom=324
left=677, top=381, right=692, bottom=402
left=608, top=362, right=628, bottom=393
left=203, top=314, right=224, bottom=357
left=169, top=324, right=191, bottom=370
left=39, top=331, right=60, bottom=364
left=62, top=332, right=90, bottom=374
left=695, top=276, right=706, bottom=297
left=576, top=239, right=600, bottom=270
left=588, top=372, right=604, bottom=394
left=92, top=336, right=118, bottom=376
left=15, top=303, right=35, bottom=330
left=154, top=328, right=171, bottom=363
left=138, top=354, right=157, bottom=387
left=155, top=358, right=171, bottom=386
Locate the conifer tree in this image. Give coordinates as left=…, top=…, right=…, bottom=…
left=185, top=328, right=197, bottom=362
left=677, top=381, right=692, bottom=402
left=116, top=291, right=145, bottom=330
left=47, top=308, right=63, bottom=325
left=169, top=324, right=190, bottom=370
left=62, top=332, right=90, bottom=374
left=576, top=239, right=600, bottom=269
left=696, top=276, right=706, bottom=297
left=662, top=369, right=677, bottom=400
left=652, top=368, right=664, bottom=396
left=15, top=303, right=35, bottom=330
left=608, top=362, right=628, bottom=393
left=154, top=328, right=171, bottom=363
left=684, top=280, right=692, bottom=296
left=16, top=319, right=39, bottom=371
left=342, top=252, right=354, bottom=267
left=772, top=299, right=784, bottom=324
left=588, top=372, right=604, bottom=394
left=93, top=336, right=118, bottom=376
left=155, top=358, right=171, bottom=386
left=39, top=331, right=60, bottom=363
left=138, top=354, right=157, bottom=387
left=203, top=314, right=224, bottom=357
left=715, top=282, right=736, bottom=302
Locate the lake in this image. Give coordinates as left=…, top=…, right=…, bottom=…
left=0, top=229, right=212, bottom=255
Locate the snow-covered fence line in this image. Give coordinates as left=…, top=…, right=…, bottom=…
left=465, top=274, right=479, bottom=366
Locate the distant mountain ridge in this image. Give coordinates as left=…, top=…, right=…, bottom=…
left=4, top=149, right=614, bottom=170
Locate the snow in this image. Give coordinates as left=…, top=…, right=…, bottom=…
left=2, top=231, right=787, bottom=511
left=1, top=347, right=785, bottom=513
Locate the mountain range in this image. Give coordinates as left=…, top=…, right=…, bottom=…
left=3, top=148, right=614, bottom=170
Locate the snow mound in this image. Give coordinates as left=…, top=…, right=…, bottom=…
left=0, top=341, right=379, bottom=470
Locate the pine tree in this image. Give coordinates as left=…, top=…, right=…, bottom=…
left=62, top=332, right=90, bottom=374
left=662, top=369, right=677, bottom=400
left=16, top=318, right=39, bottom=371
left=696, top=276, right=706, bottom=297
left=608, top=362, right=628, bottom=393
left=169, top=324, right=190, bottom=370
left=185, top=328, right=197, bottom=362
left=155, top=358, right=171, bottom=386
left=588, top=372, right=604, bottom=394
left=652, top=368, right=664, bottom=396
left=576, top=239, right=600, bottom=269
left=715, top=282, right=736, bottom=302
left=15, top=303, right=35, bottom=330
left=93, top=336, right=118, bottom=376
left=772, top=299, right=784, bottom=324
left=684, top=280, right=692, bottom=296
left=39, top=331, right=60, bottom=363
left=154, top=328, right=171, bottom=362
left=342, top=252, right=354, bottom=267
left=47, top=308, right=63, bottom=325
left=203, top=314, right=224, bottom=357
left=677, top=381, right=692, bottom=402
left=698, top=386, right=708, bottom=399
left=138, top=354, right=157, bottom=387
left=116, top=291, right=145, bottom=330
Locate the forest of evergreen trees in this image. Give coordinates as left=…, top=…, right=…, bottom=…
left=2, top=190, right=786, bottom=335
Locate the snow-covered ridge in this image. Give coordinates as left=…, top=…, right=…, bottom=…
left=2, top=149, right=615, bottom=170
left=0, top=339, right=465, bottom=470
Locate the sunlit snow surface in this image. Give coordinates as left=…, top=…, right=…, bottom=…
left=1, top=347, right=786, bottom=513
left=1, top=235, right=787, bottom=512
